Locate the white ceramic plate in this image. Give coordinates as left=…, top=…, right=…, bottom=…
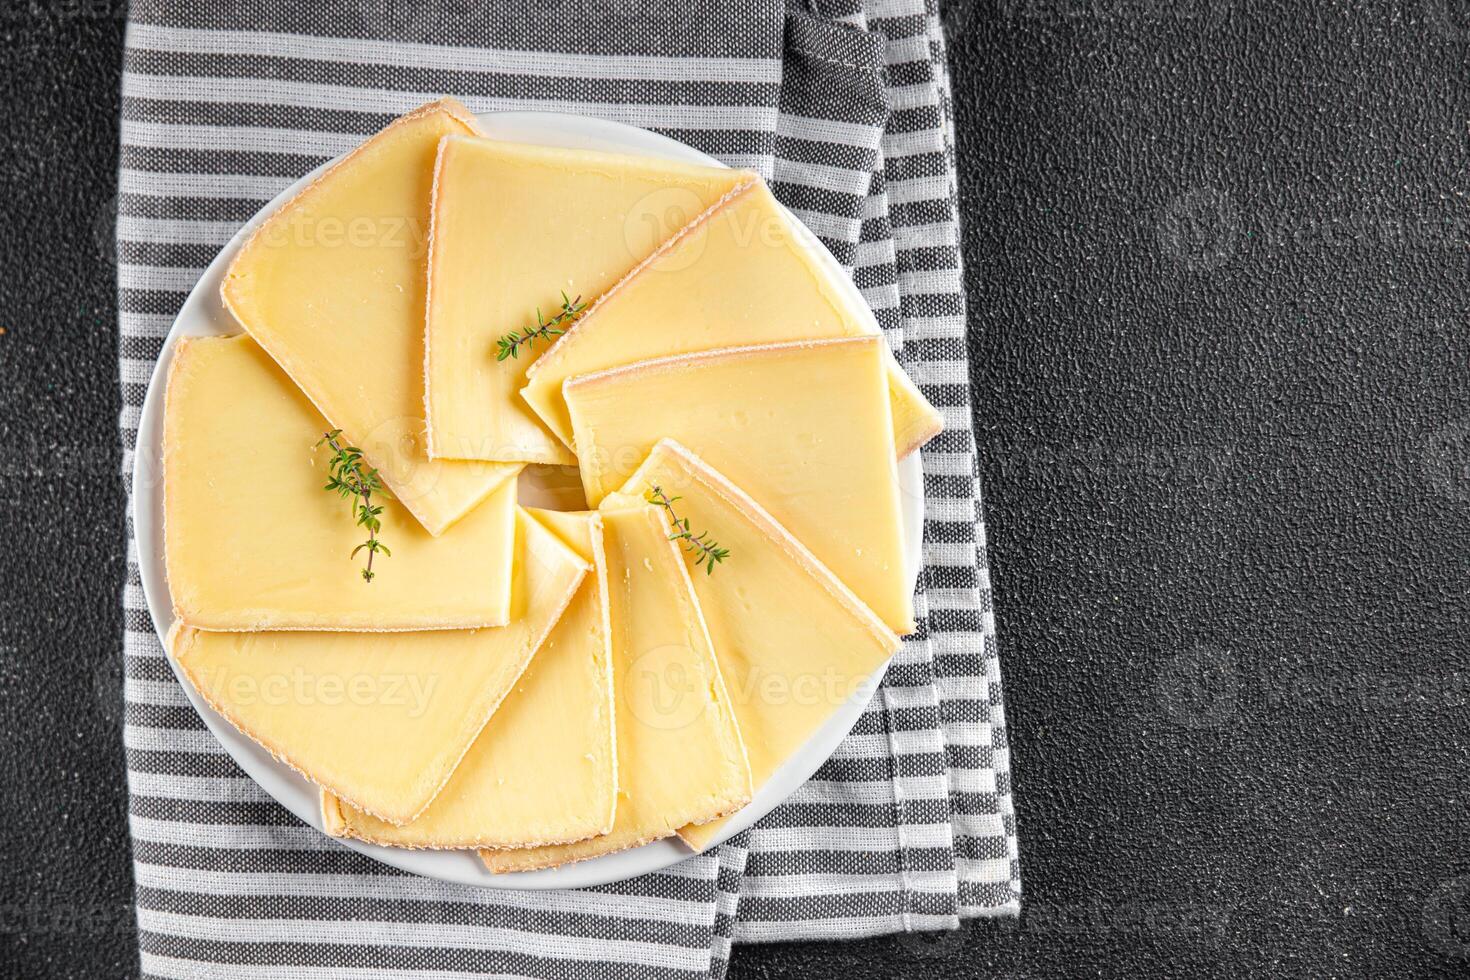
left=132, top=110, right=925, bottom=889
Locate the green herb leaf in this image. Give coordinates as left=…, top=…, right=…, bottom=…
left=645, top=484, right=731, bottom=575
left=494, top=293, right=587, bottom=362
left=320, top=430, right=390, bottom=583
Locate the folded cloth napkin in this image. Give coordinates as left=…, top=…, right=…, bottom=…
left=115, top=1, right=1019, bottom=976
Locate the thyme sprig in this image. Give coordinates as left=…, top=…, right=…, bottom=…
left=646, top=485, right=731, bottom=575
left=317, top=429, right=392, bottom=583
left=496, top=291, right=585, bottom=361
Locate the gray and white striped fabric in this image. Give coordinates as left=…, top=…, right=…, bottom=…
left=116, top=2, right=1019, bottom=976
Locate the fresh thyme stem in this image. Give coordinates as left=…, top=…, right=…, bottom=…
left=317, top=429, right=392, bottom=583
left=496, top=291, right=586, bottom=361
left=646, top=485, right=731, bottom=575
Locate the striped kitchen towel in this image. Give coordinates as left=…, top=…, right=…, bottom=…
left=115, top=1, right=1019, bottom=977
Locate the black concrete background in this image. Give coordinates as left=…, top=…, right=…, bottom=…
left=2, top=1, right=1469, bottom=977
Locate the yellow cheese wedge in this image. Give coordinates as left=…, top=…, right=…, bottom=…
left=220, top=98, right=519, bottom=536
left=522, top=181, right=942, bottom=458
left=480, top=502, right=750, bottom=873
left=613, top=441, right=901, bottom=851
left=565, top=335, right=915, bottom=634
left=164, top=335, right=518, bottom=631
left=169, top=510, right=588, bottom=825
left=423, top=134, right=755, bottom=465
left=321, top=511, right=615, bottom=848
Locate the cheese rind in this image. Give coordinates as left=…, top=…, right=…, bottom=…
left=220, top=98, right=519, bottom=536
left=164, top=335, right=518, bottom=631
left=424, top=135, right=755, bottom=465
left=322, top=512, right=615, bottom=848
left=565, top=336, right=915, bottom=635
left=480, top=502, right=750, bottom=873
left=522, top=181, right=942, bottom=457
left=169, top=510, right=588, bottom=826
left=613, top=441, right=901, bottom=852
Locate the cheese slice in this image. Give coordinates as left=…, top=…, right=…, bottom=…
left=423, top=134, right=755, bottom=464
left=321, top=511, right=615, bottom=848
left=565, top=336, right=915, bottom=635
left=169, top=509, right=588, bottom=825
left=220, top=98, right=519, bottom=536
left=522, top=180, right=942, bottom=457
left=164, top=334, right=518, bottom=631
left=480, top=502, right=750, bottom=873
left=613, top=441, right=901, bottom=851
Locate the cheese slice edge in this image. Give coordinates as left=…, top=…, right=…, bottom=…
left=423, top=133, right=756, bottom=465
left=520, top=181, right=943, bottom=457
left=164, top=334, right=520, bottom=631
left=479, top=501, right=750, bottom=873
left=219, top=98, right=519, bottom=536
left=169, top=509, right=589, bottom=826
left=564, top=335, right=915, bottom=635
left=611, top=439, right=900, bottom=852
left=321, top=512, right=616, bottom=848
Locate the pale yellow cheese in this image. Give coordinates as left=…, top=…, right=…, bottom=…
left=164, top=335, right=518, bottom=631
left=480, top=502, right=750, bottom=873
left=522, top=181, right=942, bottom=457
left=565, top=336, right=915, bottom=635
left=220, top=98, right=519, bottom=536
left=321, top=511, right=614, bottom=848
left=169, top=510, right=588, bottom=826
left=423, top=134, right=755, bottom=465
left=613, top=441, right=901, bottom=851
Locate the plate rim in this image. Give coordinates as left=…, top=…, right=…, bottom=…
left=130, top=108, right=925, bottom=890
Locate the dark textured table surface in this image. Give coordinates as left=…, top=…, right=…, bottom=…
left=3, top=1, right=1469, bottom=977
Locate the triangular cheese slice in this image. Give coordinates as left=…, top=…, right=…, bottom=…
left=321, top=510, right=615, bottom=848
left=614, top=441, right=901, bottom=851
left=565, top=336, right=915, bottom=634
left=220, top=98, right=519, bottom=536
left=165, top=335, right=519, bottom=631
left=522, top=180, right=942, bottom=457
left=480, top=501, right=750, bottom=873
left=168, top=509, right=588, bottom=825
left=423, top=134, right=755, bottom=465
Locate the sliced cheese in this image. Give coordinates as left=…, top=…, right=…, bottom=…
left=169, top=509, right=588, bottom=825
left=322, top=511, right=614, bottom=848
left=423, top=135, right=755, bottom=464
left=522, top=180, right=942, bottom=457
left=164, top=335, right=518, bottom=631
left=565, top=336, right=915, bottom=634
left=613, top=441, right=901, bottom=851
left=220, top=98, right=519, bottom=536
left=480, top=502, right=750, bottom=873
